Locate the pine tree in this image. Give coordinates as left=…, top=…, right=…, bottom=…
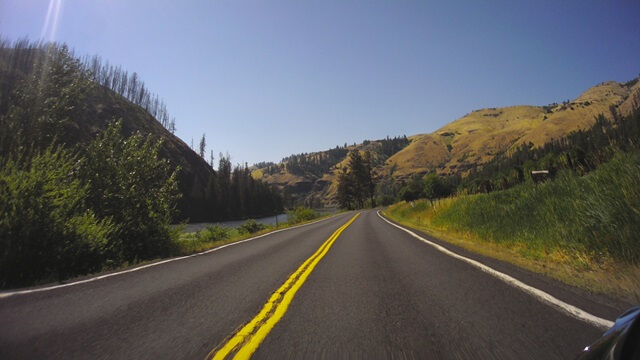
left=199, top=133, right=206, bottom=158
left=336, top=166, right=354, bottom=210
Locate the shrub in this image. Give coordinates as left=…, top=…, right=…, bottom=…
left=378, top=194, right=396, bottom=206
left=287, top=207, right=317, bottom=224
left=79, top=120, right=181, bottom=263
left=0, top=147, right=115, bottom=287
left=399, top=175, right=425, bottom=202
left=196, top=225, right=231, bottom=242
left=237, top=219, right=267, bottom=234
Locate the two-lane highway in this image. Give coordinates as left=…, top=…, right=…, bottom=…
left=0, top=210, right=626, bottom=359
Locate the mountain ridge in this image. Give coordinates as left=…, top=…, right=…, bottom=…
left=254, top=76, right=640, bottom=207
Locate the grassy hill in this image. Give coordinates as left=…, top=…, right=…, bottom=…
left=388, top=80, right=639, bottom=177
left=255, top=77, right=640, bottom=207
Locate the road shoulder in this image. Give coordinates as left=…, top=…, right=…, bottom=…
left=377, top=210, right=635, bottom=322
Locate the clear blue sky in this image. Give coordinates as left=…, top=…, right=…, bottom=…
left=2, top=1, right=639, bottom=166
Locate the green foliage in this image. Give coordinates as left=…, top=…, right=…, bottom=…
left=203, top=154, right=283, bottom=221
left=378, top=194, right=396, bottom=206
left=423, top=173, right=453, bottom=203
left=196, top=225, right=231, bottom=243
left=375, top=176, right=402, bottom=205
left=430, top=150, right=640, bottom=263
left=0, top=43, right=93, bottom=160
left=399, top=175, right=425, bottom=202
left=237, top=219, right=268, bottom=234
left=337, top=166, right=354, bottom=210
left=0, top=41, right=188, bottom=287
left=80, top=120, right=181, bottom=263
left=282, top=146, right=348, bottom=177
left=0, top=147, right=115, bottom=287
left=0, top=119, right=183, bottom=288
left=0, top=40, right=282, bottom=288
left=287, top=207, right=317, bottom=224
left=379, top=135, right=410, bottom=158
left=336, top=151, right=376, bottom=209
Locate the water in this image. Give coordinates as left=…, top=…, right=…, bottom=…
left=179, top=208, right=338, bottom=233
left=182, top=214, right=289, bottom=233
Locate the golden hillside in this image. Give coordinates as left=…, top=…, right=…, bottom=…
left=255, top=77, right=639, bottom=207
left=387, top=79, right=638, bottom=178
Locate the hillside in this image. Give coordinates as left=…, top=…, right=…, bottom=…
left=80, top=83, right=214, bottom=221
left=0, top=44, right=214, bottom=221
left=388, top=80, right=639, bottom=177
left=253, top=138, right=406, bottom=207
left=255, top=77, right=640, bottom=207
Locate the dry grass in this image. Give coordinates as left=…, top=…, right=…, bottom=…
left=383, top=81, right=634, bottom=180
left=384, top=105, right=548, bottom=177
left=251, top=168, right=263, bottom=179
left=258, top=170, right=306, bottom=188
left=383, top=134, right=450, bottom=177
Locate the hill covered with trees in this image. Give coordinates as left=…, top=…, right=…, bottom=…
left=0, top=39, right=282, bottom=223
left=0, top=39, right=286, bottom=287
left=252, top=135, right=409, bottom=207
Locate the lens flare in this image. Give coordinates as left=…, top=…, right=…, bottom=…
left=40, top=0, right=63, bottom=42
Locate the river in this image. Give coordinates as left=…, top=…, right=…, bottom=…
left=182, top=214, right=289, bottom=233
left=181, top=208, right=338, bottom=233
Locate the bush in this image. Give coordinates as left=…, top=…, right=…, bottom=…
left=0, top=147, right=115, bottom=287
left=399, top=176, right=424, bottom=202
left=80, top=120, right=181, bottom=263
left=237, top=219, right=267, bottom=234
left=377, top=195, right=395, bottom=206
left=1, top=121, right=183, bottom=288
left=287, top=207, right=317, bottom=224
left=196, top=225, right=231, bottom=242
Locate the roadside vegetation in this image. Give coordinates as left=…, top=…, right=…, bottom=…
left=0, top=121, right=181, bottom=288
left=384, top=162, right=640, bottom=301
left=430, top=151, right=640, bottom=265
left=0, top=41, right=181, bottom=288
left=0, top=40, right=282, bottom=288
left=172, top=208, right=322, bottom=255
left=336, top=151, right=376, bottom=209
left=384, top=105, right=640, bottom=301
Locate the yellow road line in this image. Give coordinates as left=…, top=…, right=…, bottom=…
left=209, top=213, right=360, bottom=360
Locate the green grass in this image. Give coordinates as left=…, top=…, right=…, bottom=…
left=384, top=150, right=640, bottom=301
left=435, top=151, right=640, bottom=263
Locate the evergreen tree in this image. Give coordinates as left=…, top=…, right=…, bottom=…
left=336, top=150, right=376, bottom=209
left=337, top=166, right=354, bottom=210
left=199, top=133, right=206, bottom=158
left=217, top=153, right=232, bottom=218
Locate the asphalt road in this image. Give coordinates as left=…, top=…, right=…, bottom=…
left=0, top=210, right=631, bottom=359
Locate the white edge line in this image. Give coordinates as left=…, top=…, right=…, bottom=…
left=0, top=214, right=346, bottom=299
left=376, top=210, right=615, bottom=330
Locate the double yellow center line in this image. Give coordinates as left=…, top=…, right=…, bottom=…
left=209, top=213, right=360, bottom=359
